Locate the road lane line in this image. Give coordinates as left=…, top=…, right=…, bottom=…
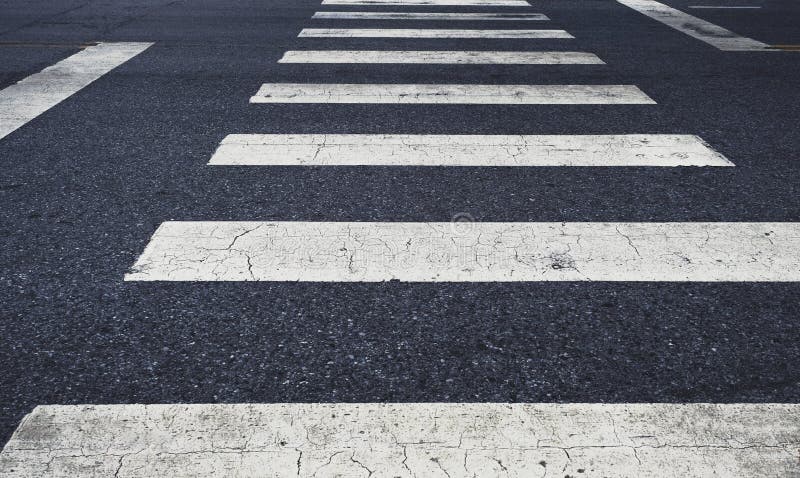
left=0, top=42, right=153, bottom=141
left=616, top=0, right=769, bottom=51
left=209, top=134, right=731, bottom=166
left=250, top=83, right=655, bottom=104
left=125, top=222, right=796, bottom=282
left=278, top=50, right=603, bottom=64
left=312, top=12, right=549, bottom=20
left=322, top=0, right=532, bottom=5
left=688, top=5, right=762, bottom=8
left=2, top=404, right=797, bottom=477
left=298, top=28, right=572, bottom=38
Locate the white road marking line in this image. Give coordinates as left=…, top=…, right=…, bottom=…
left=312, top=11, right=549, bottom=20
left=209, top=134, right=732, bottom=167
left=323, top=0, right=532, bottom=5
left=298, top=28, right=572, bottom=38
left=125, top=222, right=797, bottom=282
left=616, top=0, right=769, bottom=51
left=0, top=42, right=153, bottom=141
left=278, top=50, right=603, bottom=64
left=2, top=404, right=798, bottom=477
left=688, top=5, right=762, bottom=8
left=250, top=83, right=656, bottom=104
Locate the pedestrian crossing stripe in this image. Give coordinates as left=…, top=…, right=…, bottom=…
left=322, top=0, right=532, bottom=5
left=208, top=134, right=732, bottom=167
left=311, top=12, right=549, bottom=21
left=125, top=222, right=796, bottom=282
left=298, top=28, right=573, bottom=39
left=250, top=83, right=656, bottom=104
left=278, top=50, right=604, bottom=64
left=1, top=404, right=797, bottom=477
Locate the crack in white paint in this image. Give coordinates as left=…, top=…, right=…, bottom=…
left=1, top=404, right=797, bottom=477
left=208, top=134, right=732, bottom=167
left=124, top=222, right=799, bottom=282
left=250, top=84, right=656, bottom=105
left=278, top=51, right=603, bottom=65
left=311, top=12, right=549, bottom=21
left=298, top=28, right=572, bottom=39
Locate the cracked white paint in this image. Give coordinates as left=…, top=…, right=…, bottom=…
left=208, top=134, right=732, bottom=167
left=311, top=12, right=549, bottom=20
left=278, top=50, right=603, bottom=65
left=322, top=0, right=531, bottom=6
left=616, top=0, right=770, bottom=51
left=0, top=42, right=153, bottom=141
left=125, top=222, right=798, bottom=282
left=0, top=404, right=797, bottom=477
left=298, top=28, right=572, bottom=39
left=250, top=84, right=655, bottom=105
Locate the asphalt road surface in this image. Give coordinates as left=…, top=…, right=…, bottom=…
left=1, top=0, right=799, bottom=475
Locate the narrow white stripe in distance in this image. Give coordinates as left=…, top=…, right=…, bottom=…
left=278, top=50, right=604, bottom=64
left=0, top=42, right=153, bottom=141
left=688, top=5, right=762, bottom=8
left=298, top=28, right=573, bottom=38
left=322, top=0, right=532, bottom=5
left=250, top=83, right=656, bottom=104
left=126, top=222, right=797, bottom=282
left=616, top=0, right=769, bottom=51
left=2, top=404, right=798, bottom=477
left=209, top=134, right=733, bottom=167
left=312, top=12, right=550, bottom=20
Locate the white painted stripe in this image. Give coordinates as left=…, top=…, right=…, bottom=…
left=0, top=42, right=153, bottom=141
left=616, top=0, right=769, bottom=51
left=688, top=5, right=762, bottom=8
left=278, top=50, right=604, bottom=64
left=298, top=28, right=572, bottom=38
left=312, top=11, right=549, bottom=20
left=2, top=404, right=798, bottom=477
left=323, top=0, right=531, bottom=5
left=209, top=134, right=732, bottom=167
left=125, top=222, right=797, bottom=282
left=250, top=84, right=656, bottom=104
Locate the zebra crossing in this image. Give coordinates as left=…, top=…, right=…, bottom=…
left=2, top=0, right=800, bottom=476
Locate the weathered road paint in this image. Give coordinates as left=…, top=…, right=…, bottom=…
left=0, top=42, right=153, bottom=141
left=322, top=0, right=532, bottom=5
left=1, top=404, right=797, bottom=477
left=616, top=0, right=769, bottom=51
left=278, top=50, right=603, bottom=64
left=311, top=11, right=549, bottom=20
left=125, top=222, right=797, bottom=282
left=209, top=134, right=732, bottom=167
left=250, top=83, right=656, bottom=104
left=298, top=28, right=572, bottom=38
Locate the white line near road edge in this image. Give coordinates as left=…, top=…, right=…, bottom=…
left=208, top=134, right=732, bottom=167
left=322, top=0, right=531, bottom=5
left=312, top=12, right=549, bottom=20
left=688, top=5, right=762, bottom=8
left=2, top=404, right=798, bottom=477
left=298, top=28, right=572, bottom=38
left=278, top=50, right=603, bottom=64
left=616, top=0, right=769, bottom=51
left=250, top=84, right=655, bottom=104
left=0, top=42, right=153, bottom=141
left=125, top=222, right=797, bottom=282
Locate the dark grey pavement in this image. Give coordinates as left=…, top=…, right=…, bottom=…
left=1, top=0, right=800, bottom=444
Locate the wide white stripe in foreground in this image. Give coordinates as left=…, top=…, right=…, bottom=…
left=616, top=0, right=769, bottom=51
left=278, top=50, right=603, bottom=64
left=209, top=134, right=732, bottom=167
left=312, top=11, right=549, bottom=20
left=322, top=0, right=531, bottom=5
left=1, top=404, right=797, bottom=477
left=251, top=84, right=655, bottom=104
left=0, top=42, right=153, bottom=141
left=125, top=222, right=797, bottom=282
left=299, top=28, right=572, bottom=38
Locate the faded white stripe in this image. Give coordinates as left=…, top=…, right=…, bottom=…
left=250, top=83, right=656, bottom=104
left=125, top=222, right=798, bottom=282
left=209, top=134, right=732, bottom=167
left=1, top=404, right=797, bottom=477
left=312, top=12, right=549, bottom=20
left=617, top=0, right=769, bottom=51
left=278, top=50, right=603, bottom=64
left=323, top=0, right=532, bottom=5
left=298, top=28, right=572, bottom=38
left=0, top=42, right=153, bottom=141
